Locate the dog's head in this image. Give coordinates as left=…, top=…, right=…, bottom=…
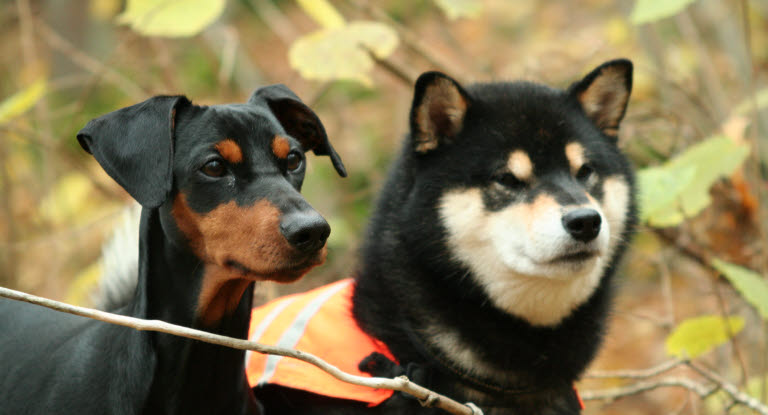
left=77, top=85, right=345, bottom=284
left=400, top=60, right=636, bottom=326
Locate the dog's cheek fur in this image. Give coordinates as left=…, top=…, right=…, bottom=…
left=439, top=190, right=607, bottom=326
left=172, top=193, right=289, bottom=273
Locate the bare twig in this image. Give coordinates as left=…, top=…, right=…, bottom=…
left=581, top=377, right=716, bottom=403
left=582, top=359, right=768, bottom=415
left=686, top=361, right=768, bottom=415
left=35, top=21, right=147, bottom=100
left=0, top=287, right=482, bottom=415
left=348, top=0, right=458, bottom=77
left=585, top=359, right=684, bottom=380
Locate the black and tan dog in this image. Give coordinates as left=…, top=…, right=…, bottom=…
left=0, top=85, right=345, bottom=414
left=250, top=60, right=636, bottom=414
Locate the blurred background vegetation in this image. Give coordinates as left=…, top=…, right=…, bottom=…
left=1, top=0, right=767, bottom=413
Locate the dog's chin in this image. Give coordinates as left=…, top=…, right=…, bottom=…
left=224, top=248, right=327, bottom=283
left=512, top=250, right=602, bottom=280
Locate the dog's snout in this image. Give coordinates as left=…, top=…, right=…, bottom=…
left=562, top=208, right=601, bottom=242
left=280, top=212, right=330, bottom=253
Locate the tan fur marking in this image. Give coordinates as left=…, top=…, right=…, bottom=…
left=215, top=139, right=243, bottom=164
left=415, top=78, right=467, bottom=153
left=602, top=176, right=630, bottom=237
left=172, top=194, right=327, bottom=324
left=565, top=142, right=586, bottom=174
left=271, top=135, right=291, bottom=159
left=578, top=66, right=629, bottom=131
left=439, top=189, right=610, bottom=326
left=197, top=269, right=252, bottom=327
left=507, top=150, right=533, bottom=181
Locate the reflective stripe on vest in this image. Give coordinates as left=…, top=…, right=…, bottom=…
left=245, top=279, right=397, bottom=406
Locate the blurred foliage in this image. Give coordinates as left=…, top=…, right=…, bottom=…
left=117, top=0, right=226, bottom=37
left=713, top=259, right=768, bottom=320
left=290, top=0, right=399, bottom=85
left=637, top=135, right=750, bottom=227
left=1, top=0, right=767, bottom=413
left=665, top=315, right=745, bottom=359
left=630, top=0, right=700, bottom=24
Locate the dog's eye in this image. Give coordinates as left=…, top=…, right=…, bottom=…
left=286, top=151, right=303, bottom=171
left=576, top=164, right=595, bottom=181
left=493, top=173, right=524, bottom=189
left=201, top=159, right=226, bottom=177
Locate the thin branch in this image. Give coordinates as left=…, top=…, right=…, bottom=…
left=366, top=49, right=415, bottom=86
left=0, top=287, right=482, bottom=415
left=348, top=0, right=457, bottom=77
left=580, top=377, right=716, bottom=403
left=686, top=361, right=768, bottom=415
left=35, top=21, right=147, bottom=101
left=585, top=359, right=685, bottom=380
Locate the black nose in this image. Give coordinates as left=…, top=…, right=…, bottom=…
left=562, top=208, right=601, bottom=242
left=280, top=212, right=331, bottom=253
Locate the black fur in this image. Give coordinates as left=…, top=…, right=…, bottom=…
left=0, top=85, right=344, bottom=414
left=254, top=60, right=636, bottom=414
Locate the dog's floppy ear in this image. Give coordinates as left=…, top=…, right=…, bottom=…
left=409, top=71, right=470, bottom=154
left=249, top=84, right=347, bottom=177
left=77, top=95, right=190, bottom=208
left=569, top=59, right=633, bottom=139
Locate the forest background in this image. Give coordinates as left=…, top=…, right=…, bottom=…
left=1, top=0, right=767, bottom=414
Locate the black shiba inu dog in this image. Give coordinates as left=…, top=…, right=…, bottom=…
left=253, top=59, right=636, bottom=414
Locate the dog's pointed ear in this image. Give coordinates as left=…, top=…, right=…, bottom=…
left=569, top=59, right=633, bottom=139
left=77, top=95, right=190, bottom=208
left=249, top=84, right=346, bottom=177
left=410, top=71, right=470, bottom=154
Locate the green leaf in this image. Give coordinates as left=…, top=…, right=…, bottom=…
left=630, top=0, right=700, bottom=24
left=296, top=0, right=345, bottom=29
left=638, top=136, right=750, bottom=227
left=637, top=164, right=696, bottom=224
left=289, top=21, right=399, bottom=86
left=433, top=0, right=483, bottom=20
left=0, top=79, right=47, bottom=125
left=712, top=259, right=768, bottom=320
left=734, top=88, right=768, bottom=115
left=665, top=315, right=745, bottom=358
left=117, top=0, right=225, bottom=37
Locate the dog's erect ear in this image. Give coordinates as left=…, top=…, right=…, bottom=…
left=249, top=84, right=347, bottom=177
left=409, top=71, right=470, bottom=154
left=569, top=59, right=633, bottom=138
left=77, top=96, right=190, bottom=208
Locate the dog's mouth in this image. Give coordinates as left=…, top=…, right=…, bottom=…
left=224, top=249, right=327, bottom=283
left=548, top=249, right=599, bottom=264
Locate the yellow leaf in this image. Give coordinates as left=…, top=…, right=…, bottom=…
left=0, top=79, right=47, bottom=125
left=66, top=261, right=103, bottom=306
left=665, top=315, right=745, bottom=358
left=89, top=0, right=122, bottom=21
left=433, top=0, right=483, bottom=20
left=117, top=0, right=225, bottom=38
left=38, top=173, right=95, bottom=226
left=289, top=21, right=399, bottom=86
left=296, top=0, right=345, bottom=29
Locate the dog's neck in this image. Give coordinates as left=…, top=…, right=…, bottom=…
left=130, top=207, right=259, bottom=413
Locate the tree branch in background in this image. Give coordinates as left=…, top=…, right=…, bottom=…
left=35, top=20, right=148, bottom=101
left=0, top=287, right=482, bottom=415
left=583, top=360, right=768, bottom=415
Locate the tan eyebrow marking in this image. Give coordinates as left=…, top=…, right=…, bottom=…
left=507, top=150, right=533, bottom=181
left=565, top=142, right=586, bottom=174
left=215, top=139, right=243, bottom=164
left=271, top=135, right=290, bottom=160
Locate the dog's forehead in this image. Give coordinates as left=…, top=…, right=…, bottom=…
left=176, top=103, right=286, bottom=146
left=466, top=82, right=602, bottom=161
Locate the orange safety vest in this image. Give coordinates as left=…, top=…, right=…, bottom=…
left=245, top=278, right=585, bottom=411
left=245, top=279, right=397, bottom=406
